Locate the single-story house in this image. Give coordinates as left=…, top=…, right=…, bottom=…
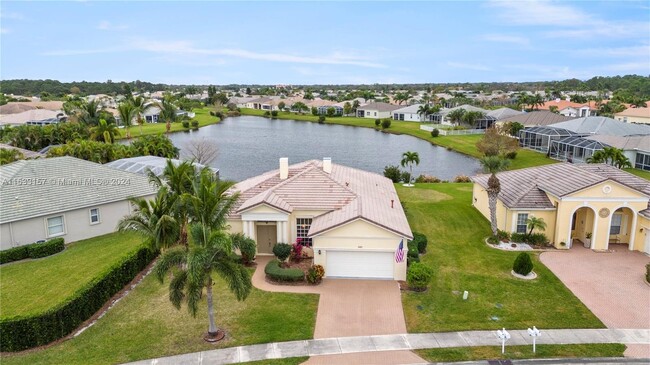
left=141, top=105, right=193, bottom=123
left=538, top=100, right=598, bottom=118
left=392, top=104, right=428, bottom=122
left=356, top=102, right=401, bottom=119
left=227, top=158, right=413, bottom=280
left=106, top=156, right=219, bottom=178
left=495, top=110, right=572, bottom=128
left=583, top=134, right=650, bottom=171
left=0, top=109, right=66, bottom=128
left=0, top=156, right=157, bottom=249
left=431, top=104, right=488, bottom=125
left=471, top=163, right=650, bottom=254
left=317, top=105, right=343, bottom=116
left=615, top=107, right=650, bottom=125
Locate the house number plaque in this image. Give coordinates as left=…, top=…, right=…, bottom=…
left=598, top=208, right=610, bottom=218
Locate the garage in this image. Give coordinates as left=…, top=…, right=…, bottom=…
left=325, top=250, right=394, bottom=279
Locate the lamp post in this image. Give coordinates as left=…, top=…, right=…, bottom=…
left=496, top=328, right=511, bottom=354
left=527, top=326, right=541, bottom=353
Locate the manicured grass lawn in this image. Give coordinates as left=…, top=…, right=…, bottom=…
left=397, top=183, right=604, bottom=332
left=415, top=344, right=626, bottom=363
left=624, top=167, right=650, bottom=181
left=241, top=358, right=308, bottom=365
left=0, top=231, right=145, bottom=318
left=240, top=109, right=556, bottom=170
left=115, top=108, right=220, bottom=140
left=2, top=266, right=318, bottom=365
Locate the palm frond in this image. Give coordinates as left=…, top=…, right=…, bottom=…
left=168, top=270, right=188, bottom=310
left=155, top=247, right=187, bottom=283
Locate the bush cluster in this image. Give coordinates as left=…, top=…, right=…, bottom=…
left=415, top=174, right=441, bottom=183
left=510, top=233, right=549, bottom=246
left=374, top=119, right=381, bottom=126
left=407, top=262, right=434, bottom=291
left=271, top=110, right=279, bottom=117
left=430, top=128, right=440, bottom=137
left=453, top=175, right=472, bottom=183
left=383, top=165, right=402, bottom=183
left=0, top=246, right=157, bottom=351
left=231, top=233, right=256, bottom=265
left=318, top=115, right=326, bottom=124
left=264, top=259, right=304, bottom=282
left=497, top=230, right=511, bottom=241
left=181, top=120, right=190, bottom=129
left=0, top=238, right=65, bottom=264
left=381, top=118, right=391, bottom=129
left=307, top=265, right=325, bottom=284
left=513, top=252, right=534, bottom=276
left=190, top=120, right=199, bottom=129
left=272, top=243, right=292, bottom=262
left=409, top=232, right=428, bottom=254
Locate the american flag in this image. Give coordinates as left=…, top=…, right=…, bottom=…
left=395, top=239, right=405, bottom=263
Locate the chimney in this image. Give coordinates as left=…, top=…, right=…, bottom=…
left=323, top=157, right=332, bottom=174
left=279, top=157, right=288, bottom=180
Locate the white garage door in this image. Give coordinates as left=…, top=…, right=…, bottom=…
left=326, top=250, right=394, bottom=279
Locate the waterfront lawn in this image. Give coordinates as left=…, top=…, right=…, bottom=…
left=115, top=107, right=220, bottom=139
left=2, top=268, right=318, bottom=365
left=415, top=344, right=625, bottom=363
left=397, top=183, right=603, bottom=332
left=240, top=109, right=556, bottom=170
left=0, top=231, right=144, bottom=318
left=624, top=167, right=650, bottom=181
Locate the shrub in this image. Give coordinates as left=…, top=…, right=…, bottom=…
left=415, top=174, right=441, bottom=183
left=383, top=165, right=402, bottom=183
left=0, top=238, right=65, bottom=264
left=454, top=175, right=471, bottom=183
left=291, top=243, right=303, bottom=262
left=181, top=120, right=190, bottom=129
left=227, top=110, right=241, bottom=117
left=400, top=171, right=411, bottom=184
left=214, top=111, right=225, bottom=120
left=513, top=252, right=534, bottom=276
left=0, top=246, right=157, bottom=351
left=264, top=259, right=304, bottom=282
left=487, top=235, right=498, bottom=245
left=505, top=151, right=518, bottom=159
left=431, top=128, right=440, bottom=137
left=318, top=115, right=326, bottom=124
left=497, top=230, right=510, bottom=242
left=511, top=232, right=549, bottom=246
left=407, top=262, right=434, bottom=291
left=190, top=120, right=199, bottom=129
left=0, top=246, right=30, bottom=264
left=410, top=232, right=428, bottom=254
left=272, top=243, right=292, bottom=262
left=231, top=233, right=256, bottom=265
left=407, top=255, right=420, bottom=266
left=381, top=118, right=391, bottom=129
left=307, top=265, right=325, bottom=284
left=375, top=119, right=381, bottom=126
left=271, top=110, right=278, bottom=117
left=407, top=240, right=419, bottom=259
left=209, top=111, right=215, bottom=116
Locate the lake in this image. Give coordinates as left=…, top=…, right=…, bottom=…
left=167, top=116, right=481, bottom=182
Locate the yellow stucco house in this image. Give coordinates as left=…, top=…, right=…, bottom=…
left=227, top=158, right=413, bottom=280
left=472, top=163, right=650, bottom=254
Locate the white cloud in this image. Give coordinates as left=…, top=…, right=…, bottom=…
left=0, top=28, right=10, bottom=34
left=447, top=62, right=491, bottom=71
left=481, top=34, right=530, bottom=47
left=97, top=21, right=129, bottom=31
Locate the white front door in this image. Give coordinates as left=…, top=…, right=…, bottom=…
left=325, top=250, right=394, bottom=279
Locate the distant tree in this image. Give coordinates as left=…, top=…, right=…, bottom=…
left=587, top=147, right=631, bottom=169
left=326, top=107, right=336, bottom=117
left=185, top=86, right=199, bottom=95
left=90, top=119, right=120, bottom=143
left=343, top=102, right=352, bottom=116
left=182, top=138, right=219, bottom=165
left=131, top=96, right=148, bottom=136
left=461, top=111, right=486, bottom=127
left=570, top=94, right=588, bottom=103
left=278, top=101, right=286, bottom=111
left=69, top=86, right=81, bottom=95
left=476, top=126, right=519, bottom=157
left=352, top=100, right=360, bottom=114
left=549, top=105, right=559, bottom=114
left=292, top=101, right=308, bottom=114
left=158, top=99, right=181, bottom=134
left=400, top=151, right=420, bottom=186
left=117, top=101, right=138, bottom=139
left=447, top=108, right=466, bottom=124
left=311, top=106, right=318, bottom=116
left=417, top=104, right=431, bottom=122
left=304, top=91, right=314, bottom=100
left=245, top=87, right=252, bottom=95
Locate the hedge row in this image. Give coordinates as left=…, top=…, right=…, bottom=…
left=264, top=259, right=304, bottom=282
left=0, top=246, right=158, bottom=352
left=0, top=238, right=65, bottom=264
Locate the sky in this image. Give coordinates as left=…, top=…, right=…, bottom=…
left=1, top=0, right=649, bottom=85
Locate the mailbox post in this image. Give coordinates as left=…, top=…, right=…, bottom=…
left=527, top=326, right=541, bottom=353
left=496, top=328, right=511, bottom=354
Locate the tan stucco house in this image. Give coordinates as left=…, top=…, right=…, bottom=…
left=227, top=158, right=413, bottom=280
left=0, top=157, right=157, bottom=249
left=472, top=163, right=650, bottom=254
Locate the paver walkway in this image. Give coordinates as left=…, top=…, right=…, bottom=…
left=540, top=245, right=650, bottom=358
left=125, top=328, right=650, bottom=365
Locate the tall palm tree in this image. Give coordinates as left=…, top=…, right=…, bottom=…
left=132, top=96, right=148, bottom=136
left=587, top=147, right=631, bottom=169
left=77, top=99, right=103, bottom=126
left=526, top=216, right=547, bottom=238
left=400, top=151, right=420, bottom=187
left=117, top=101, right=138, bottom=139
left=479, top=156, right=510, bottom=236
left=183, top=170, right=240, bottom=238
left=90, top=119, right=120, bottom=143
left=417, top=104, right=431, bottom=122
left=158, top=99, right=180, bottom=134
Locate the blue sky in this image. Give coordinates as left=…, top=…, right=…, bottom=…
left=1, top=1, right=649, bottom=85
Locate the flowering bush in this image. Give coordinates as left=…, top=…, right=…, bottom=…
left=307, top=265, right=325, bottom=284
left=291, top=242, right=304, bottom=262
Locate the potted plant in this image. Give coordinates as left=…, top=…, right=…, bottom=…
left=584, top=232, right=592, bottom=248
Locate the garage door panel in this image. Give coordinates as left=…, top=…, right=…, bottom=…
left=326, top=250, right=393, bottom=279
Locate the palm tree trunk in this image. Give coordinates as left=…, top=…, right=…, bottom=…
left=487, top=191, right=498, bottom=236
left=206, top=278, right=218, bottom=335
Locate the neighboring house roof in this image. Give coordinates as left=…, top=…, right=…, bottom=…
left=0, top=101, right=64, bottom=115
left=585, top=134, right=650, bottom=152
left=471, top=163, right=650, bottom=210
left=0, top=156, right=157, bottom=224
left=357, top=102, right=401, bottom=113
left=615, top=107, right=650, bottom=118
left=229, top=160, right=412, bottom=238
left=106, top=156, right=219, bottom=177
left=538, top=100, right=598, bottom=111
left=548, top=117, right=650, bottom=137
left=0, top=109, right=65, bottom=126
left=486, top=107, right=524, bottom=120
left=393, top=104, right=424, bottom=114
left=496, top=110, right=572, bottom=126
left=228, top=97, right=257, bottom=105
left=305, top=99, right=336, bottom=108
left=0, top=144, right=45, bottom=159
left=437, top=104, right=487, bottom=116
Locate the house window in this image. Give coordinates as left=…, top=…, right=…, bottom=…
left=296, top=218, right=312, bottom=246
left=47, top=216, right=65, bottom=237
left=516, top=213, right=528, bottom=233
left=610, top=214, right=622, bottom=235
left=90, top=208, right=100, bottom=224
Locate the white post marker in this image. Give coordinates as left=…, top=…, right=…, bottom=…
left=496, top=328, right=511, bottom=354
left=527, top=326, right=541, bottom=353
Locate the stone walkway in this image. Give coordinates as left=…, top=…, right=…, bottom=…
left=125, top=328, right=650, bottom=365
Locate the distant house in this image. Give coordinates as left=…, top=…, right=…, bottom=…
left=538, top=100, right=598, bottom=118
left=392, top=104, right=427, bottom=122
left=141, top=105, right=193, bottom=123
left=495, top=110, right=573, bottom=128
left=0, top=109, right=66, bottom=127
left=0, top=157, right=157, bottom=250
left=431, top=104, right=488, bottom=126
left=317, top=105, right=343, bottom=116
left=615, top=107, right=650, bottom=125
left=356, top=102, right=400, bottom=119
left=106, top=156, right=219, bottom=178
left=228, top=97, right=257, bottom=108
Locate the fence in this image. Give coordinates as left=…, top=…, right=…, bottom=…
left=419, top=125, right=486, bottom=136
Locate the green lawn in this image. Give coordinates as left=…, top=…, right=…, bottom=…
left=240, top=358, right=309, bottom=365
left=416, top=344, right=626, bottom=363
left=115, top=108, right=220, bottom=140
left=397, top=183, right=604, bottom=332
left=2, top=266, right=318, bottom=365
left=624, top=167, right=650, bottom=180
left=0, top=232, right=145, bottom=318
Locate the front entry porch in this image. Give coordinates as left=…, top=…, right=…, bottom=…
left=567, top=205, right=637, bottom=251
left=256, top=224, right=277, bottom=255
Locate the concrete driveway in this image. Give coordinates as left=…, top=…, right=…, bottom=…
left=540, top=244, right=650, bottom=357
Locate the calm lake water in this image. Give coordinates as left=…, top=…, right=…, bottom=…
left=168, top=116, right=481, bottom=182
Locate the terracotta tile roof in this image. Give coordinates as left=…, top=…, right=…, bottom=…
left=538, top=100, right=598, bottom=111
left=357, top=102, right=401, bottom=113
left=496, top=110, right=572, bottom=126
left=615, top=107, right=650, bottom=118
left=230, top=160, right=412, bottom=238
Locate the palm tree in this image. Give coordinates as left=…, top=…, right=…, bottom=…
left=158, top=99, right=180, bottom=134
left=526, top=216, right=547, bottom=238
left=587, top=147, right=631, bottom=169
left=400, top=151, right=420, bottom=187
left=132, top=96, right=148, bottom=136
left=479, top=156, right=511, bottom=236
left=76, top=99, right=103, bottom=126
left=117, top=101, right=138, bottom=139
left=90, top=119, right=120, bottom=143
left=183, top=170, right=240, bottom=236
left=417, top=104, right=431, bottom=122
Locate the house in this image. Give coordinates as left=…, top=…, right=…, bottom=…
left=227, top=158, right=413, bottom=280
left=0, top=143, right=45, bottom=159
left=615, top=107, right=650, bottom=125
left=486, top=107, right=524, bottom=121
left=106, top=156, right=219, bottom=178
left=317, top=105, right=343, bottom=116
left=583, top=135, right=650, bottom=171
left=495, top=110, right=572, bottom=128
left=472, top=163, right=650, bottom=254
left=0, top=157, right=157, bottom=250
left=0, top=109, right=66, bottom=127
left=538, top=100, right=598, bottom=118
left=356, top=102, right=400, bottom=119
left=431, top=104, right=488, bottom=125
left=392, top=104, right=428, bottom=122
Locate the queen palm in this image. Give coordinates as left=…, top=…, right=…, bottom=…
left=479, top=155, right=510, bottom=236
left=117, top=101, right=138, bottom=139
left=90, top=119, right=120, bottom=143
left=400, top=151, right=420, bottom=187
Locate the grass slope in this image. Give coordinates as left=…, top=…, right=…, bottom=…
left=416, top=344, right=626, bottom=362
left=397, top=183, right=604, bottom=332
left=0, top=232, right=144, bottom=318
left=114, top=108, right=220, bottom=140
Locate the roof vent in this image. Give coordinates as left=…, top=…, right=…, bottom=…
left=323, top=157, right=332, bottom=174
left=279, top=158, right=288, bottom=180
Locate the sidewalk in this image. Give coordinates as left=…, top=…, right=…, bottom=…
left=125, top=328, right=650, bottom=365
